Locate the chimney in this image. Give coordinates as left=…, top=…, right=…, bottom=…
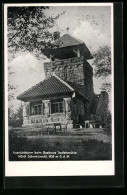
left=53, top=31, right=60, bottom=41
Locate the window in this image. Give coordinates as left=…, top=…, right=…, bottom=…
left=51, top=100, right=63, bottom=114
left=38, top=105, right=42, bottom=115
left=32, top=104, right=42, bottom=115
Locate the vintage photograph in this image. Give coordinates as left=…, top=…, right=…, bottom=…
left=5, top=4, right=113, bottom=163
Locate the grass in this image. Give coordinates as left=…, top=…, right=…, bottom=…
left=9, top=128, right=112, bottom=161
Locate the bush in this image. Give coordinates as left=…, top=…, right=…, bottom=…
left=9, top=104, right=23, bottom=127
left=9, top=117, right=23, bottom=127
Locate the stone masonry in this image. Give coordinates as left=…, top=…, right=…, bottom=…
left=44, top=56, right=94, bottom=101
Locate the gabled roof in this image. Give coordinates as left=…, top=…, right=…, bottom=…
left=17, top=74, right=88, bottom=101
left=17, top=75, right=73, bottom=101
left=53, top=34, right=84, bottom=48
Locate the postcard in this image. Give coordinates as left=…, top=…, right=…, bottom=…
left=4, top=3, right=114, bottom=176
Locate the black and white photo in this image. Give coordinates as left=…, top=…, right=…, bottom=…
left=4, top=3, right=114, bottom=176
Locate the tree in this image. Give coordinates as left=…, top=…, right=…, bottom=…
left=7, top=6, right=65, bottom=60
left=92, top=45, right=111, bottom=92
left=93, top=45, right=112, bottom=130
left=9, top=103, right=23, bottom=127
left=7, top=6, right=65, bottom=109
left=8, top=66, right=17, bottom=101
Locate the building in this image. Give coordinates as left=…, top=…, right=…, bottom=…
left=17, top=34, right=108, bottom=128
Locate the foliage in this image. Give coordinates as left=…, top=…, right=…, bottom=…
left=7, top=6, right=65, bottom=101
left=8, top=67, right=17, bottom=101
left=93, top=109, right=111, bottom=130
left=100, top=82, right=111, bottom=93
left=93, top=45, right=111, bottom=92
left=8, top=104, right=23, bottom=127
left=93, top=45, right=111, bottom=78
left=7, top=6, right=65, bottom=60
left=101, top=108, right=111, bottom=129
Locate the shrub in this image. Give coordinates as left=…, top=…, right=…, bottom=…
left=8, top=104, right=23, bottom=127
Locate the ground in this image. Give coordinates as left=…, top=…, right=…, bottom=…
left=9, top=127, right=112, bottom=161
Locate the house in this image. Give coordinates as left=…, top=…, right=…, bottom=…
left=17, top=34, right=109, bottom=128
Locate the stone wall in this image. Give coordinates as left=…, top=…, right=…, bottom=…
left=22, top=97, right=88, bottom=128
left=44, top=57, right=85, bottom=86
left=84, top=60, right=94, bottom=100
left=44, top=56, right=94, bottom=101
left=23, top=97, right=73, bottom=129
left=25, top=113, right=73, bottom=129
left=29, top=113, right=66, bottom=123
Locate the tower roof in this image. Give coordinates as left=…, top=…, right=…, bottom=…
left=42, top=34, right=93, bottom=60
left=53, top=34, right=84, bottom=48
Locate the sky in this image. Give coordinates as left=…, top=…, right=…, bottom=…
left=8, top=5, right=112, bottom=111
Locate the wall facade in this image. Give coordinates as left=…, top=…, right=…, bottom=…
left=44, top=57, right=85, bottom=85
left=72, top=97, right=87, bottom=125
left=22, top=95, right=89, bottom=128
left=44, top=57, right=94, bottom=101
left=22, top=57, right=102, bottom=127
left=22, top=97, right=73, bottom=129
left=84, top=60, right=94, bottom=100
left=28, top=113, right=73, bottom=127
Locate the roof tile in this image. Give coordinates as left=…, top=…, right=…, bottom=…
left=53, top=34, right=83, bottom=48
left=17, top=74, right=89, bottom=101
left=17, top=75, right=73, bottom=100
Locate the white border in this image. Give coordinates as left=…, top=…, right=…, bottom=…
left=4, top=3, right=114, bottom=176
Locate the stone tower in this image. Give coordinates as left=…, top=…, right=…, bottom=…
left=42, top=34, right=94, bottom=102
